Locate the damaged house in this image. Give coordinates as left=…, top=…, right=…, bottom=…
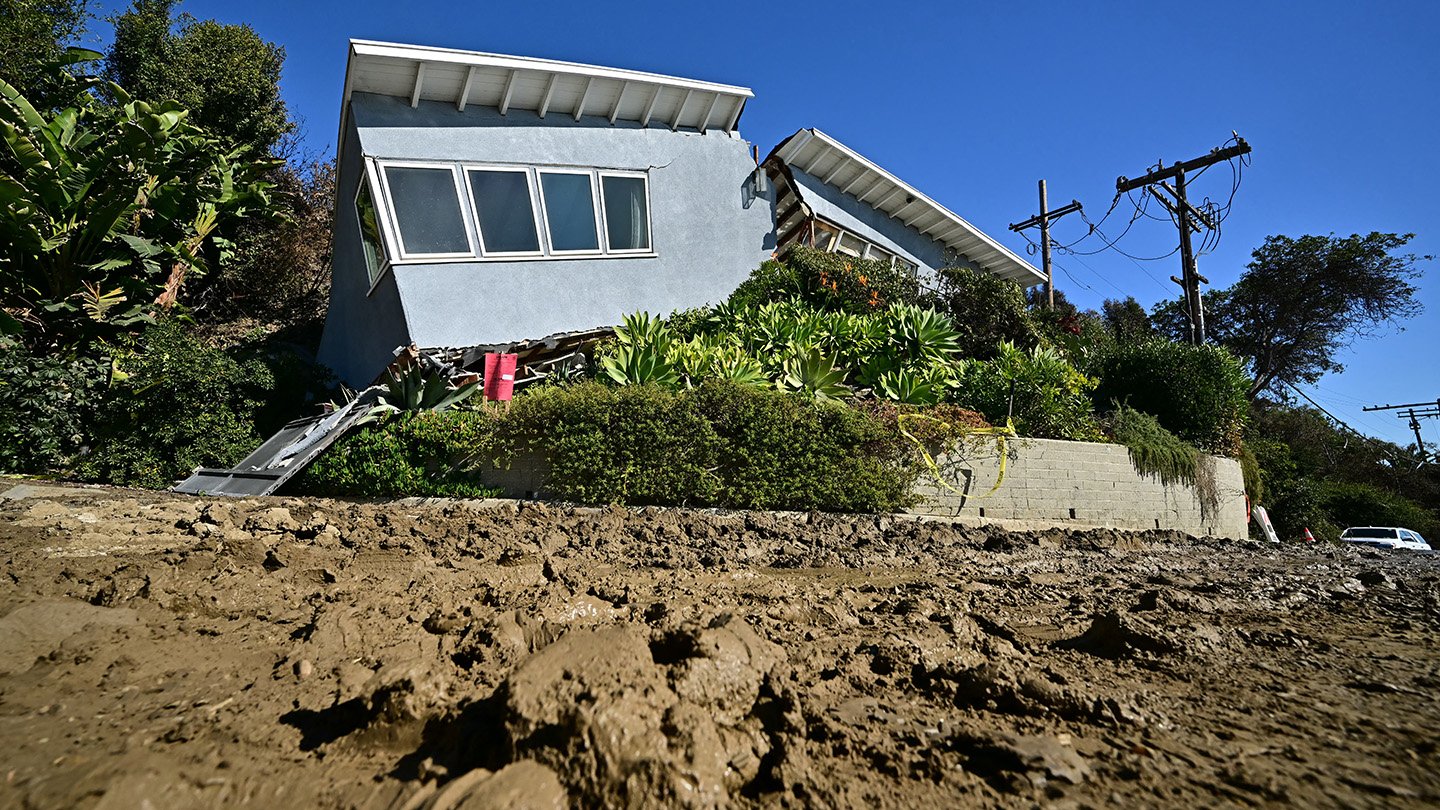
left=316, top=40, right=1042, bottom=386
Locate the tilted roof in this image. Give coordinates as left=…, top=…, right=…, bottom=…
left=343, top=40, right=752, bottom=133
left=769, top=128, right=1043, bottom=285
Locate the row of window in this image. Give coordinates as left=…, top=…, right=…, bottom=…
left=356, top=160, right=654, bottom=284
left=809, top=220, right=919, bottom=275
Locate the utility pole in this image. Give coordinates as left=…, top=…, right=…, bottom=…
left=1363, top=398, right=1440, bottom=460
left=1116, top=137, right=1252, bottom=344
left=1010, top=180, right=1082, bottom=310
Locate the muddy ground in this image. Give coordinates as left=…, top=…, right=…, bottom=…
left=1, top=483, right=1438, bottom=809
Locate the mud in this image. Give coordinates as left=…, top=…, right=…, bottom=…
left=2, top=483, right=1439, bottom=808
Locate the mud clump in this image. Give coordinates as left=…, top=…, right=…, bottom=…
left=3, top=483, right=1440, bottom=808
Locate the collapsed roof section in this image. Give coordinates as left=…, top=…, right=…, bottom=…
left=342, top=39, right=753, bottom=134
left=767, top=128, right=1044, bottom=286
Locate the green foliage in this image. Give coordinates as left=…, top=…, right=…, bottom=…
left=1103, top=404, right=1200, bottom=487
left=105, top=0, right=292, bottom=156
left=1154, top=233, right=1426, bottom=400
left=0, top=0, right=93, bottom=108
left=503, top=382, right=723, bottom=505
left=926, top=265, right=1039, bottom=358
left=0, top=336, right=105, bottom=473
left=784, top=244, right=921, bottom=313
left=1094, top=340, right=1249, bottom=454
left=77, top=320, right=329, bottom=489
left=1102, top=297, right=1155, bottom=345
left=779, top=349, right=850, bottom=400
left=194, top=159, right=334, bottom=325
left=951, top=341, right=1101, bottom=440
left=689, top=380, right=916, bottom=511
left=0, top=70, right=276, bottom=350
left=295, top=410, right=501, bottom=499
left=302, top=381, right=927, bottom=512
left=1317, top=480, right=1438, bottom=540
left=725, top=259, right=803, bottom=311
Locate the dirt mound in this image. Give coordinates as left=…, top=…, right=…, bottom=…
left=2, top=483, right=1439, bottom=807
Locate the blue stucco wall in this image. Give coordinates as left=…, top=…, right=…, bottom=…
left=317, top=93, right=776, bottom=384
left=316, top=114, right=414, bottom=386
left=788, top=167, right=981, bottom=279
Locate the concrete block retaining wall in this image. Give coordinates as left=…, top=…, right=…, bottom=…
left=907, top=437, right=1247, bottom=539
left=480, top=437, right=1249, bottom=540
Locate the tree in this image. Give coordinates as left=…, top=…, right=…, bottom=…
left=0, top=0, right=93, bottom=106
left=1102, top=296, right=1153, bottom=344
left=1194, top=233, right=1426, bottom=400
left=0, top=70, right=276, bottom=350
left=105, top=0, right=292, bottom=156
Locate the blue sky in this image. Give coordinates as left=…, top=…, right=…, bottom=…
left=85, top=1, right=1440, bottom=449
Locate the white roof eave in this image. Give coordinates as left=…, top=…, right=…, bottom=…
left=343, top=39, right=753, bottom=134
left=775, top=128, right=1043, bottom=285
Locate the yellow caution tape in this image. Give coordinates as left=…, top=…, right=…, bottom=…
left=897, top=413, right=1017, bottom=501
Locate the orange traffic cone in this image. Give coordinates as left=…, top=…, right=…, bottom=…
left=1303, top=528, right=1317, bottom=543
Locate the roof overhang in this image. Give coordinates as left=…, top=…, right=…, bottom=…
left=768, top=128, right=1044, bottom=285
left=342, top=39, right=753, bottom=134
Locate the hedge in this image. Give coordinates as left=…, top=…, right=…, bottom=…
left=296, top=380, right=977, bottom=513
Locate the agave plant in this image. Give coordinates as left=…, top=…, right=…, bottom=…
left=779, top=349, right=850, bottom=401
left=601, top=343, right=681, bottom=387
left=877, top=368, right=945, bottom=406
left=709, top=347, right=769, bottom=388
left=362, top=363, right=480, bottom=422
left=614, top=311, right=673, bottom=352
left=888, top=304, right=962, bottom=363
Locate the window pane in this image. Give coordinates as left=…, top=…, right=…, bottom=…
left=601, top=175, right=649, bottom=251
left=811, top=222, right=837, bottom=250
left=384, top=166, right=469, bottom=255
left=469, top=170, right=540, bottom=253
left=540, top=172, right=599, bottom=252
left=356, top=180, right=386, bottom=283
left=837, top=232, right=864, bottom=257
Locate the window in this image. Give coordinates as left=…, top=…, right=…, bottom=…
left=539, top=171, right=601, bottom=253
left=381, top=165, right=472, bottom=257
left=600, top=173, right=650, bottom=252
left=803, top=217, right=920, bottom=277
left=810, top=221, right=838, bottom=250
left=355, top=177, right=387, bottom=285
left=361, top=160, right=655, bottom=276
left=467, top=169, right=541, bottom=254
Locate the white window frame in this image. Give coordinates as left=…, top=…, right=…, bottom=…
left=357, top=160, right=397, bottom=293
left=536, top=168, right=604, bottom=257
left=461, top=165, right=546, bottom=259
left=812, top=216, right=920, bottom=276
left=597, top=170, right=654, bottom=254
left=375, top=160, right=478, bottom=261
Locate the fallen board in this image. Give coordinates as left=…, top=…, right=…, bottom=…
left=171, top=388, right=381, bottom=497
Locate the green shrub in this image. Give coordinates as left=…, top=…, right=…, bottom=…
left=691, top=380, right=915, bottom=511
left=0, top=339, right=107, bottom=474
left=782, top=244, right=921, bottom=313
left=500, top=380, right=923, bottom=512
left=505, top=382, right=723, bottom=505
left=1093, top=340, right=1249, bottom=455
left=295, top=410, right=501, bottom=498
left=1102, top=404, right=1200, bottom=487
left=726, top=259, right=804, bottom=311
left=951, top=342, right=1101, bottom=440
left=77, top=320, right=330, bottom=489
left=924, top=266, right=1039, bottom=359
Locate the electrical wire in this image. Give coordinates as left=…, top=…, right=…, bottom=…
left=1284, top=381, right=1432, bottom=468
